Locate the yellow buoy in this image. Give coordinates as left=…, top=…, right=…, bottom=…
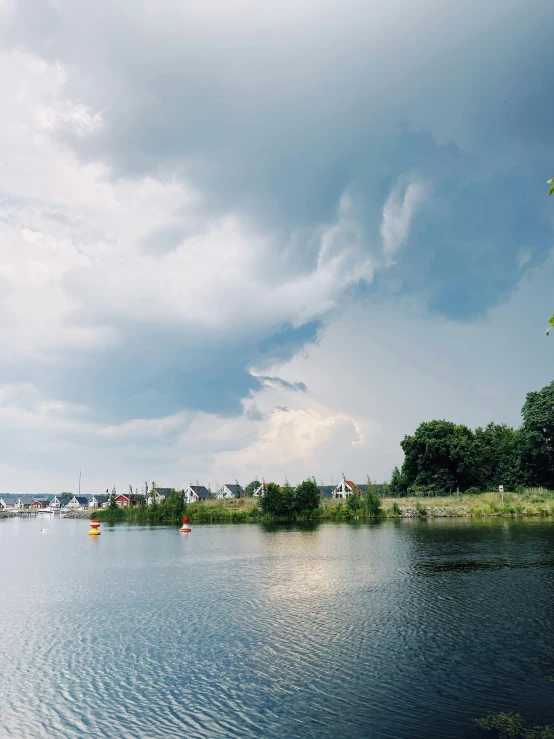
left=88, top=519, right=101, bottom=536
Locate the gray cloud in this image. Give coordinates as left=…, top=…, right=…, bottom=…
left=258, top=376, right=308, bottom=393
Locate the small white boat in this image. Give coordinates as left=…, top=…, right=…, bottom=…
left=40, top=527, right=49, bottom=533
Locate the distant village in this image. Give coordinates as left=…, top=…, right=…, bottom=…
left=0, top=478, right=371, bottom=512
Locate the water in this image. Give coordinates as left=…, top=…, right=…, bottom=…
left=1, top=517, right=554, bottom=738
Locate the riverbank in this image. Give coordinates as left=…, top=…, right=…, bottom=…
left=92, top=488, right=554, bottom=525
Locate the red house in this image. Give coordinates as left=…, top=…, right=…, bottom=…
left=115, top=493, right=140, bottom=507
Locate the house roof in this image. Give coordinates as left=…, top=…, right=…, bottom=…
left=154, top=488, right=173, bottom=495
left=51, top=494, right=72, bottom=504
left=32, top=497, right=50, bottom=505
left=90, top=494, right=108, bottom=503
left=0, top=494, right=22, bottom=503
left=71, top=496, right=89, bottom=504
left=187, top=485, right=210, bottom=500
left=220, top=484, right=244, bottom=495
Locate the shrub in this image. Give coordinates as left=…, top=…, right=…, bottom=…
left=416, top=502, right=428, bottom=517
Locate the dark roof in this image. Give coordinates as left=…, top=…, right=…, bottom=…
left=90, top=494, right=108, bottom=503
left=51, top=495, right=72, bottom=505
left=32, top=497, right=50, bottom=505
left=220, top=484, right=244, bottom=495
left=188, top=485, right=211, bottom=500
left=154, top=488, right=173, bottom=495
left=72, top=496, right=89, bottom=505
left=0, top=494, right=22, bottom=502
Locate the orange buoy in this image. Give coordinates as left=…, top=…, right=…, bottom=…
left=179, top=515, right=191, bottom=533
left=88, top=519, right=101, bottom=536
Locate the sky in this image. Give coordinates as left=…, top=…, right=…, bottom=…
left=0, top=0, right=553, bottom=494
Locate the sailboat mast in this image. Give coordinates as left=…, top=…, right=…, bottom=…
left=79, top=469, right=81, bottom=497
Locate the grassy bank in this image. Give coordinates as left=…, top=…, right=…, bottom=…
left=93, top=488, right=554, bottom=525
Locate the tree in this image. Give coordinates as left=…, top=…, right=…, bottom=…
left=519, top=381, right=554, bottom=488
left=108, top=486, right=118, bottom=510
left=245, top=480, right=261, bottom=497
left=295, top=479, right=321, bottom=512
left=260, top=482, right=282, bottom=515
left=400, top=420, right=479, bottom=495
left=347, top=490, right=363, bottom=513
left=280, top=480, right=296, bottom=516
left=389, top=466, right=407, bottom=497
left=473, top=423, right=521, bottom=490
left=364, top=476, right=382, bottom=517
left=235, top=479, right=242, bottom=499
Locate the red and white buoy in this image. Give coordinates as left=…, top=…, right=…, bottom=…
left=179, top=515, right=191, bottom=533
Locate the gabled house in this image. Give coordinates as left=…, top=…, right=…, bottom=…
left=67, top=495, right=90, bottom=509
left=252, top=483, right=266, bottom=497
left=147, top=488, right=172, bottom=505
left=0, top=494, right=21, bottom=509
left=332, top=478, right=363, bottom=499
left=184, top=485, right=210, bottom=503
left=88, top=494, right=108, bottom=509
left=31, top=497, right=50, bottom=509
left=49, top=495, right=72, bottom=510
left=216, top=484, right=244, bottom=499
left=11, top=496, right=35, bottom=510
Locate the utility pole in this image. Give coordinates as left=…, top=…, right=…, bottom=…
left=79, top=469, right=81, bottom=497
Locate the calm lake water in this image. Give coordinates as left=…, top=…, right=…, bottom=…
left=1, top=517, right=554, bottom=738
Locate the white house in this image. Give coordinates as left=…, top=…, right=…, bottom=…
left=184, top=485, right=211, bottom=503
left=0, top=495, right=21, bottom=509
left=332, top=478, right=363, bottom=499
left=216, top=484, right=244, bottom=499
left=88, top=494, right=108, bottom=509
left=252, top=483, right=265, bottom=497
left=147, top=488, right=172, bottom=505
left=67, top=495, right=89, bottom=509
left=49, top=495, right=72, bottom=510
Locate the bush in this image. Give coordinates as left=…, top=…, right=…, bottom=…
left=416, top=502, right=428, bottom=517
left=391, top=502, right=401, bottom=516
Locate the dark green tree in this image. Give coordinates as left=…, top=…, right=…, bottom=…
left=245, top=480, right=261, bottom=497
left=519, top=381, right=554, bottom=488
left=280, top=480, right=296, bottom=516
left=473, top=423, right=521, bottom=490
left=389, top=466, right=407, bottom=497
left=295, top=479, right=321, bottom=512
left=400, top=420, right=479, bottom=495
left=260, top=482, right=282, bottom=515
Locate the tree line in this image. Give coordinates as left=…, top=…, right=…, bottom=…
left=388, top=378, right=554, bottom=496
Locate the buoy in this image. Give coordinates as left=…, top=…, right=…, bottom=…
left=88, top=519, right=101, bottom=536
left=40, top=527, right=48, bottom=533
left=179, top=515, right=191, bottom=533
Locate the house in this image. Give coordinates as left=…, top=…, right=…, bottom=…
left=0, top=494, right=22, bottom=509
left=88, top=494, right=108, bottom=509
left=147, top=488, right=172, bottom=505
left=252, top=483, right=266, bottom=497
left=184, top=485, right=211, bottom=503
left=49, top=495, right=72, bottom=510
left=67, top=495, right=90, bottom=509
left=216, top=484, right=244, bottom=499
left=332, top=478, right=363, bottom=499
left=114, top=493, right=131, bottom=507
left=31, top=497, right=50, bottom=509
left=11, top=496, right=36, bottom=510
